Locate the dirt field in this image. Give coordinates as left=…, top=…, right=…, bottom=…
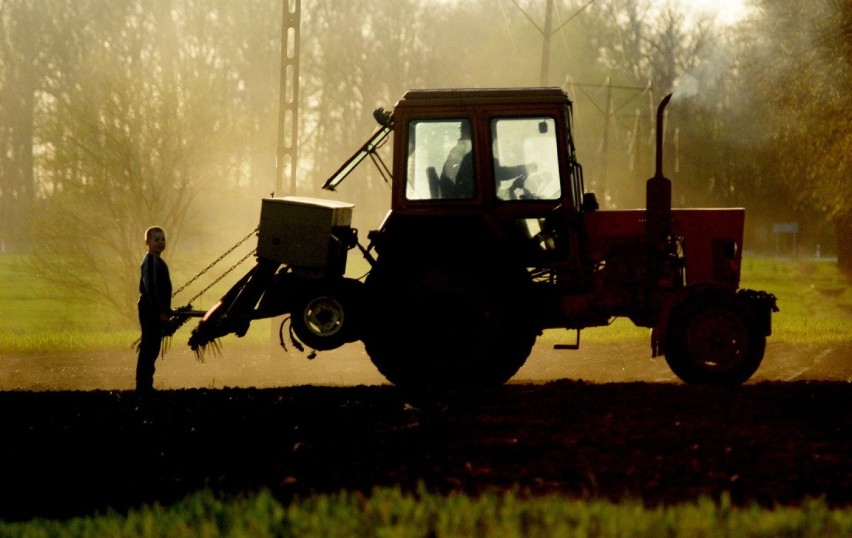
left=1, top=340, right=850, bottom=391
left=0, top=341, right=849, bottom=521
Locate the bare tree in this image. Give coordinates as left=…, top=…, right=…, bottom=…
left=29, top=0, right=268, bottom=325
left=298, top=0, right=468, bottom=227
left=577, top=0, right=717, bottom=206
left=0, top=0, right=82, bottom=252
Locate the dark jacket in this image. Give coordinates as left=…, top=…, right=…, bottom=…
left=139, top=254, right=172, bottom=317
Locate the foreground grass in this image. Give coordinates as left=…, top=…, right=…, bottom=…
left=2, top=489, right=850, bottom=537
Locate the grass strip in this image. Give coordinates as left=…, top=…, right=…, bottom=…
left=1, top=488, right=850, bottom=537
left=2, top=256, right=849, bottom=353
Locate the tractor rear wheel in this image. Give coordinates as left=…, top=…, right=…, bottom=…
left=362, top=258, right=536, bottom=390
left=664, top=296, right=765, bottom=385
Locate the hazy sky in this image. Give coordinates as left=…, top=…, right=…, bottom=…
left=676, top=0, right=752, bottom=25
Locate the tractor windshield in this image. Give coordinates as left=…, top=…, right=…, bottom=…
left=491, top=117, right=561, bottom=201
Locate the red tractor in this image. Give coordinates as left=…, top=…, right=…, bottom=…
left=184, top=88, right=777, bottom=389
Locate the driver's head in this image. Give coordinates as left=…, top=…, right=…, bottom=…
left=458, top=120, right=472, bottom=140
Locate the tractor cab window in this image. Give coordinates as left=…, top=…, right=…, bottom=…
left=406, top=119, right=475, bottom=200
left=491, top=118, right=561, bottom=201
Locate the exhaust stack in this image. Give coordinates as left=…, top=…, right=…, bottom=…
left=646, top=93, right=673, bottom=243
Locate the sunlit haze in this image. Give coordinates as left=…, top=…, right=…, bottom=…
left=677, top=0, right=752, bottom=25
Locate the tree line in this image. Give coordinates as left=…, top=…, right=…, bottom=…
left=0, top=0, right=848, bottom=325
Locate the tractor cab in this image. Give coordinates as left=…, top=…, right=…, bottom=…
left=326, top=88, right=590, bottom=267
left=390, top=88, right=584, bottom=208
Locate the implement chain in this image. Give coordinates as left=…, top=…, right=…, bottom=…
left=172, top=227, right=259, bottom=305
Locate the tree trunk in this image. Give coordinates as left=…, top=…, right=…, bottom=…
left=0, top=4, right=39, bottom=254
left=0, top=76, right=35, bottom=254
left=837, top=213, right=852, bottom=275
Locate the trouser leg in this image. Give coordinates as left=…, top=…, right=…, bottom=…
left=136, top=312, right=162, bottom=392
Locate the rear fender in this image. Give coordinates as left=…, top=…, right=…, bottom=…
left=735, top=288, right=779, bottom=336
left=651, top=285, right=778, bottom=357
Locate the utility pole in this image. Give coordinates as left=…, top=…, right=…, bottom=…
left=568, top=78, right=649, bottom=207
left=272, top=0, right=300, bottom=352
left=631, top=109, right=642, bottom=205
left=540, top=0, right=553, bottom=86
left=276, top=0, right=300, bottom=195
left=511, top=0, right=597, bottom=86
left=600, top=77, right=612, bottom=200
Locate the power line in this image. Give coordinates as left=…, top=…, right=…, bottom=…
left=509, top=0, right=600, bottom=85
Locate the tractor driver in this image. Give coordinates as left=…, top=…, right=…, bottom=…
left=439, top=120, right=536, bottom=200
left=439, top=120, right=475, bottom=199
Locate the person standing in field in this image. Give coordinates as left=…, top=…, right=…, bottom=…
left=136, top=226, right=172, bottom=394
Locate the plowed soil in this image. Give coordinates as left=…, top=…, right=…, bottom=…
left=0, top=341, right=849, bottom=521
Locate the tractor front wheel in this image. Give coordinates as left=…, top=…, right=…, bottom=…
left=664, top=296, right=765, bottom=385
left=290, top=280, right=362, bottom=351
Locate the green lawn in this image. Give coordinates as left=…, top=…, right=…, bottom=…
left=0, top=255, right=271, bottom=354
left=740, top=257, right=852, bottom=344
left=2, top=255, right=850, bottom=354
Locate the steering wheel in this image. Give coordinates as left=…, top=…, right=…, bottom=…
left=509, top=173, right=536, bottom=200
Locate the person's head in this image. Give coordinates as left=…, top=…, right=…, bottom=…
left=145, top=226, right=166, bottom=256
